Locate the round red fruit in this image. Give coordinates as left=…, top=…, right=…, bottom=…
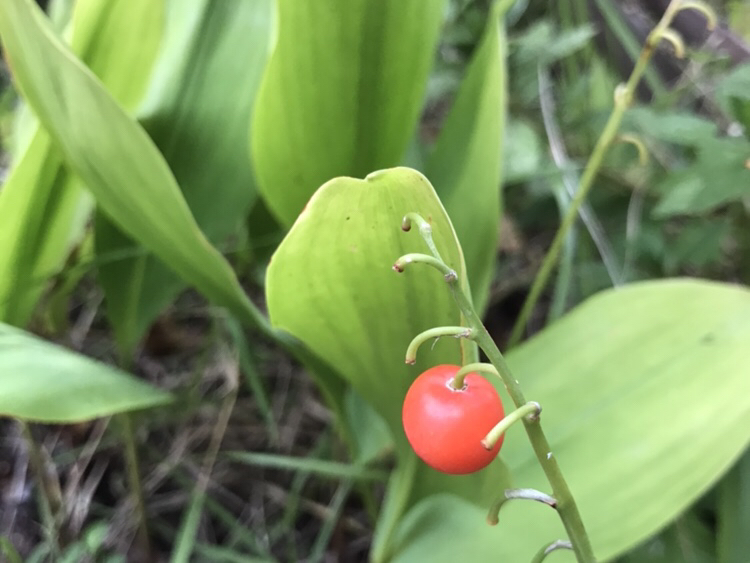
left=402, top=364, right=505, bottom=475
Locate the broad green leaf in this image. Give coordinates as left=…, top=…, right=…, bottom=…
left=266, top=167, right=507, bottom=510
left=0, top=0, right=163, bottom=326
left=427, top=1, right=507, bottom=312
left=69, top=0, right=163, bottom=108
left=251, top=0, right=445, bottom=225
left=96, top=0, right=273, bottom=355
left=0, top=322, right=170, bottom=422
left=717, top=449, right=750, bottom=563
left=0, top=0, right=266, bottom=331
left=391, top=280, right=750, bottom=562
left=267, top=168, right=466, bottom=432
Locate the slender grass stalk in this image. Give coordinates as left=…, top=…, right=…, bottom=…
left=508, top=0, right=708, bottom=347
left=119, top=414, right=151, bottom=558
left=309, top=480, right=354, bottom=562
left=21, top=422, right=62, bottom=557
left=172, top=375, right=238, bottom=563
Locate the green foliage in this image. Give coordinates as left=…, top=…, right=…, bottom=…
left=426, top=1, right=507, bottom=312
left=251, top=0, right=445, bottom=226
left=0, top=0, right=162, bottom=326
left=0, top=322, right=169, bottom=421
left=0, top=0, right=266, bottom=335
left=96, top=0, right=273, bottom=356
left=267, top=169, right=469, bottom=430
left=2, top=0, right=750, bottom=560
left=623, top=107, right=750, bottom=218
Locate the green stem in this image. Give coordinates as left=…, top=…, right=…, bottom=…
left=401, top=213, right=444, bottom=261
left=120, top=414, right=151, bottom=557
left=450, top=283, right=595, bottom=562
left=487, top=488, right=558, bottom=525
left=400, top=214, right=596, bottom=562
left=481, top=402, right=541, bottom=450
left=507, top=0, right=691, bottom=347
left=452, top=362, right=499, bottom=388
left=404, top=326, right=472, bottom=365
left=21, top=422, right=62, bottom=555
left=393, top=253, right=457, bottom=281
left=531, top=540, right=574, bottom=563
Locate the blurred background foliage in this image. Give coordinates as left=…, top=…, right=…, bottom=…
left=0, top=0, right=749, bottom=561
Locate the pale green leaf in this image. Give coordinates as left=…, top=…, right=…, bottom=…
left=427, top=1, right=507, bottom=312
left=391, top=280, right=750, bottom=562
left=0, top=0, right=266, bottom=331
left=69, top=0, right=163, bottom=110
left=266, top=167, right=507, bottom=510
left=0, top=0, right=163, bottom=326
left=267, top=168, right=466, bottom=431
left=251, top=0, right=445, bottom=225
left=0, top=133, right=82, bottom=325
left=0, top=322, right=170, bottom=422
left=96, top=0, right=273, bottom=355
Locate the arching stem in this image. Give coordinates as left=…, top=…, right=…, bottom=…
left=482, top=402, right=541, bottom=450
left=487, top=488, right=558, bottom=525
left=531, top=540, right=574, bottom=563
left=393, top=253, right=456, bottom=281
left=401, top=212, right=444, bottom=261
left=404, top=326, right=473, bottom=365
left=452, top=362, right=499, bottom=389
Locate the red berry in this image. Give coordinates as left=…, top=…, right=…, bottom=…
left=402, top=364, right=505, bottom=474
